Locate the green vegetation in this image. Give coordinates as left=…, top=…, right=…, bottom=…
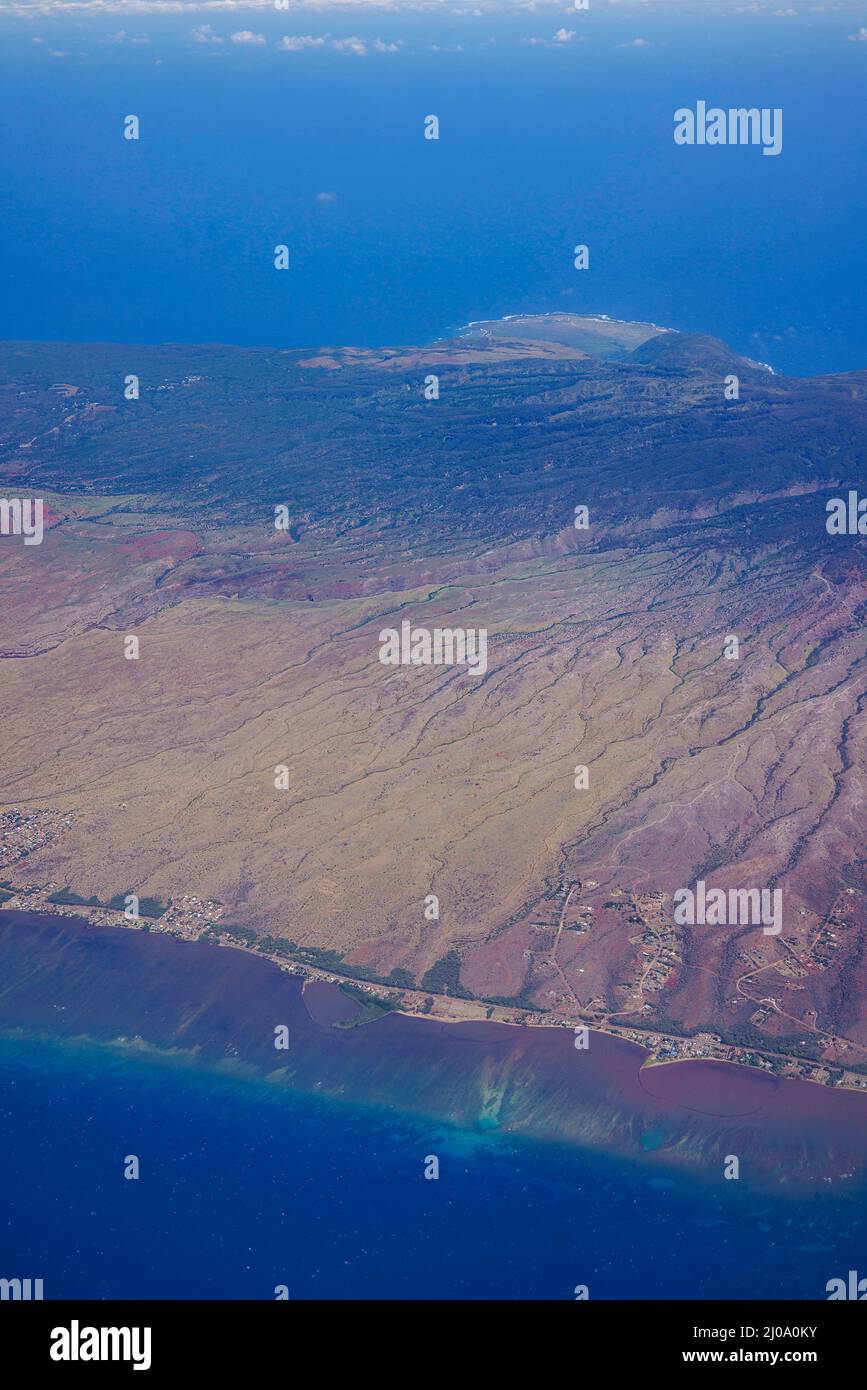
left=47, top=887, right=166, bottom=919
left=482, top=994, right=543, bottom=1012
left=333, top=982, right=395, bottom=1028
left=106, top=893, right=166, bottom=920
left=257, top=938, right=416, bottom=991
left=420, top=950, right=472, bottom=998
left=213, top=923, right=258, bottom=946
left=255, top=935, right=297, bottom=957
left=48, top=888, right=104, bottom=908
left=716, top=1023, right=824, bottom=1060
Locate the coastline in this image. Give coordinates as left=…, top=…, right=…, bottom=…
left=1, top=907, right=865, bottom=1195
left=3, top=881, right=863, bottom=1097
left=457, top=310, right=677, bottom=335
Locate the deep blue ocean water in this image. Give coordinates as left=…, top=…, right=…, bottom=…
left=0, top=9, right=865, bottom=374
left=0, top=1033, right=861, bottom=1300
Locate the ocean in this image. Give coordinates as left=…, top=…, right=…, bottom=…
left=0, top=910, right=864, bottom=1303
left=0, top=1031, right=862, bottom=1301
left=0, top=8, right=864, bottom=375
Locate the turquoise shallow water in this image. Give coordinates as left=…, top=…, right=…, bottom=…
left=0, top=1032, right=862, bottom=1300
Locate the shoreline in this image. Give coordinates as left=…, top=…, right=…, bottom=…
left=1, top=907, right=866, bottom=1194
left=456, top=310, right=676, bottom=334
left=2, top=885, right=865, bottom=1096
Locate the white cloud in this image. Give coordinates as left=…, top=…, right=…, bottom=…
left=847, top=25, right=867, bottom=41
left=278, top=33, right=399, bottom=55
left=331, top=36, right=368, bottom=54
left=0, top=0, right=601, bottom=12
left=525, top=28, right=585, bottom=47
left=280, top=35, right=327, bottom=51
left=619, top=36, right=649, bottom=47
left=315, top=191, right=338, bottom=203
left=5, top=0, right=413, bottom=9
left=191, top=24, right=222, bottom=42
left=230, top=29, right=266, bottom=43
